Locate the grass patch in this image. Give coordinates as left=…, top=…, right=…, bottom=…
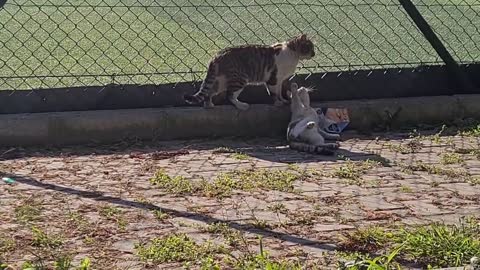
left=0, top=236, right=15, bottom=257
left=19, top=256, right=91, bottom=270
left=459, top=124, right=480, bottom=137
left=31, top=227, right=63, bottom=249
left=400, top=161, right=469, bottom=179
left=467, top=176, right=480, bottom=186
left=150, top=169, right=193, bottom=195
left=152, top=209, right=170, bottom=222
left=226, top=238, right=302, bottom=270
left=399, top=185, right=413, bottom=193
left=99, top=206, right=127, bottom=231
left=232, top=153, right=250, bottom=160
left=200, top=222, right=243, bottom=247
left=455, top=148, right=480, bottom=160
left=267, top=202, right=288, bottom=214
left=5, top=0, right=475, bottom=89
left=150, top=168, right=303, bottom=198
left=14, top=202, right=42, bottom=224
left=340, top=218, right=480, bottom=268
left=332, top=159, right=381, bottom=180
left=441, top=152, right=464, bottom=164
left=211, top=147, right=250, bottom=160
left=135, top=234, right=222, bottom=264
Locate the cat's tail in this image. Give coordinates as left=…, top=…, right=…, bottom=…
left=184, top=63, right=216, bottom=105
left=289, top=141, right=339, bottom=155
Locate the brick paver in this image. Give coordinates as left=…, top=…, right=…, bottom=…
left=0, top=131, right=479, bottom=269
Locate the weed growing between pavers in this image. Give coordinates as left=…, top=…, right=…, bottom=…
left=135, top=233, right=222, bottom=264
left=331, top=159, right=383, bottom=184
left=339, top=217, right=480, bottom=269
left=14, top=201, right=42, bottom=224
left=459, top=123, right=480, bottom=137
left=136, top=233, right=303, bottom=269
left=150, top=169, right=194, bottom=194
left=18, top=257, right=91, bottom=270
left=212, top=147, right=250, bottom=160
left=441, top=152, right=465, bottom=165
left=150, top=168, right=304, bottom=198
left=400, top=161, right=470, bottom=179
left=31, top=227, right=63, bottom=249
left=455, top=147, right=480, bottom=160
left=99, top=205, right=128, bottom=231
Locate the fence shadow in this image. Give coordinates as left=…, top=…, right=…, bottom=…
left=8, top=174, right=338, bottom=251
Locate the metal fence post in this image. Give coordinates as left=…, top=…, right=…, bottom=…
left=398, top=0, right=477, bottom=92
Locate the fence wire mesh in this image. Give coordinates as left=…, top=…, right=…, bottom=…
left=0, top=0, right=478, bottom=91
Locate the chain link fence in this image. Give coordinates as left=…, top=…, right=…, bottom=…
left=0, top=0, right=478, bottom=91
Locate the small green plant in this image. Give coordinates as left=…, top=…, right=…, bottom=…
left=339, top=246, right=403, bottom=270
left=200, top=222, right=243, bottom=247
left=67, top=211, right=90, bottom=233
left=15, top=203, right=42, bottom=224
left=341, top=226, right=394, bottom=253
left=53, top=256, right=72, bottom=270
left=0, top=236, right=15, bottom=255
left=400, top=220, right=480, bottom=268
left=31, top=227, right=63, bottom=249
left=267, top=202, right=288, bottom=214
left=135, top=234, right=221, bottom=264
left=228, top=238, right=302, bottom=270
left=232, top=168, right=300, bottom=192
left=199, top=174, right=236, bottom=198
left=340, top=218, right=480, bottom=268
left=99, top=206, right=127, bottom=231
left=455, top=148, right=480, bottom=160
left=232, top=152, right=250, bottom=160
left=152, top=209, right=170, bottom=221
left=77, top=257, right=91, bottom=270
left=460, top=124, right=480, bottom=137
left=332, top=159, right=381, bottom=180
left=99, top=206, right=122, bottom=218
left=399, top=185, right=413, bottom=193
left=401, top=161, right=469, bottom=179
left=150, top=169, right=194, bottom=194
left=200, top=256, right=221, bottom=270
left=21, top=261, right=42, bottom=270
left=441, top=152, right=464, bottom=165
left=467, top=176, right=480, bottom=186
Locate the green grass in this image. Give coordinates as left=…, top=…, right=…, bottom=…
left=14, top=202, right=42, bottom=224
left=441, top=152, right=464, bottom=164
left=31, top=227, right=63, bottom=249
left=150, top=167, right=303, bottom=198
left=2, top=0, right=478, bottom=90
left=340, top=218, right=480, bottom=268
left=331, top=159, right=381, bottom=181
left=135, top=233, right=222, bottom=264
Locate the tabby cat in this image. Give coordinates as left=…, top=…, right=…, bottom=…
left=184, top=34, right=315, bottom=110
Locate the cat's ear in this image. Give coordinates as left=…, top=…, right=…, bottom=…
left=299, top=34, right=307, bottom=40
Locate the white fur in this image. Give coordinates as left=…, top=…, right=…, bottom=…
left=268, top=43, right=301, bottom=103
left=287, top=83, right=340, bottom=147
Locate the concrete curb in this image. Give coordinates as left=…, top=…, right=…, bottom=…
left=1, top=95, right=479, bottom=147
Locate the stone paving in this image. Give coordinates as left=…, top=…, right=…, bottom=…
left=0, top=131, right=479, bottom=269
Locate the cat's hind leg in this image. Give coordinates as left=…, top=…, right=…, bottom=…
left=227, top=79, right=249, bottom=111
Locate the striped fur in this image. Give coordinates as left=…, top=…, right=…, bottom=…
left=287, top=119, right=339, bottom=155
left=289, top=141, right=338, bottom=155
left=184, top=34, right=315, bottom=110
